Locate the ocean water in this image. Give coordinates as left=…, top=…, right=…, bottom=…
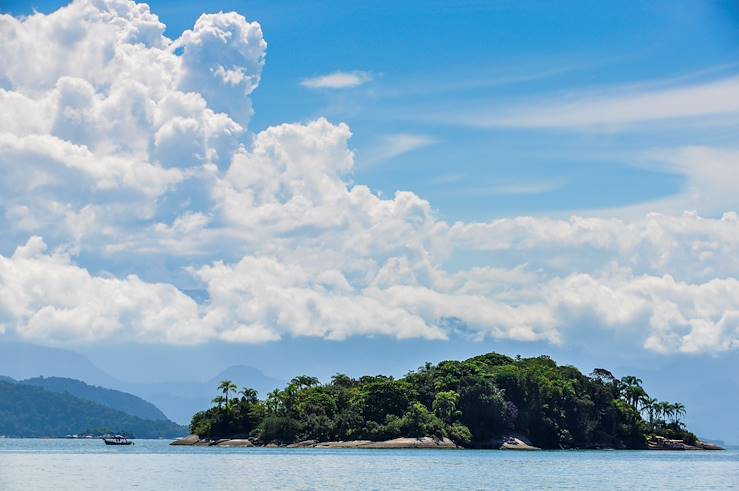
left=0, top=439, right=736, bottom=490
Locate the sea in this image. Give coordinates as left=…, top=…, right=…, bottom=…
left=0, top=439, right=736, bottom=490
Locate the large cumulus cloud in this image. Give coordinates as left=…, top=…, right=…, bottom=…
left=0, top=0, right=264, bottom=246
left=1, top=0, right=738, bottom=355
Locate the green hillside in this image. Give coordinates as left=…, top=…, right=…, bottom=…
left=0, top=381, right=186, bottom=438
left=23, top=376, right=168, bottom=421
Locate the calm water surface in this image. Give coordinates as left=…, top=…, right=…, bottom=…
left=0, top=439, right=736, bottom=490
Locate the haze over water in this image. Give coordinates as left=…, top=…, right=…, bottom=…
left=1, top=439, right=737, bottom=490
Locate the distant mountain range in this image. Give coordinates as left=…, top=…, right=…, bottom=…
left=0, top=342, right=284, bottom=424
left=0, top=380, right=186, bottom=438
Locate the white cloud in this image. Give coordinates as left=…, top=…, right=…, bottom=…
left=449, top=211, right=739, bottom=282
left=0, top=237, right=209, bottom=345
left=175, top=11, right=266, bottom=126
left=1, top=1, right=738, bottom=356
left=300, top=71, right=372, bottom=89
left=457, top=75, right=739, bottom=130
left=5, top=232, right=739, bottom=353
left=544, top=272, right=739, bottom=354
left=0, top=0, right=264, bottom=245
left=359, top=133, right=436, bottom=166
left=623, top=146, right=739, bottom=217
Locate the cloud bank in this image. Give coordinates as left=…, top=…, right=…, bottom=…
left=0, top=0, right=738, bottom=355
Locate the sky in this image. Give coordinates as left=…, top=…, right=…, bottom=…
left=1, top=0, right=739, bottom=439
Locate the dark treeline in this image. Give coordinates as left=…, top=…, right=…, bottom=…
left=190, top=352, right=696, bottom=449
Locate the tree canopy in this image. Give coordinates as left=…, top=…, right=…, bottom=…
left=190, top=352, right=696, bottom=449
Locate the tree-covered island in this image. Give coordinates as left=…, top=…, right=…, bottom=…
left=182, top=353, right=721, bottom=450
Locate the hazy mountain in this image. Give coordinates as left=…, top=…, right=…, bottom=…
left=0, top=381, right=186, bottom=438
left=0, top=342, right=283, bottom=425
left=210, top=365, right=284, bottom=392
left=0, top=342, right=117, bottom=386
left=129, top=365, right=284, bottom=424
left=22, top=376, right=168, bottom=421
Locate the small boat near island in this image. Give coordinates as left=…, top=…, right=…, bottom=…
left=102, top=435, right=134, bottom=446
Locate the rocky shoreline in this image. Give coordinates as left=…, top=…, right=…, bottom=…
left=172, top=435, right=460, bottom=449
left=172, top=434, right=724, bottom=451
left=170, top=434, right=545, bottom=450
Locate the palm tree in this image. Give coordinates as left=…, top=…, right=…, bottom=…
left=621, top=380, right=647, bottom=410
left=239, top=387, right=258, bottom=404
left=266, top=389, right=283, bottom=414
left=218, top=379, right=238, bottom=404
left=657, top=401, right=673, bottom=423
left=620, top=375, right=642, bottom=386
left=331, top=373, right=354, bottom=388
left=212, top=395, right=226, bottom=408
left=291, top=375, right=320, bottom=390
left=642, top=396, right=657, bottom=424
left=672, top=402, right=686, bottom=425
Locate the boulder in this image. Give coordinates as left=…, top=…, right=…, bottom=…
left=699, top=442, right=725, bottom=451
left=215, top=439, right=254, bottom=448
left=499, top=437, right=541, bottom=451
left=206, top=439, right=230, bottom=447
left=170, top=434, right=200, bottom=446
left=364, top=437, right=459, bottom=449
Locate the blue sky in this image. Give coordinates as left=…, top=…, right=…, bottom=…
left=1, top=0, right=739, bottom=441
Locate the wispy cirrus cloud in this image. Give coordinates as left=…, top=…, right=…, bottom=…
left=437, top=74, right=739, bottom=130
left=358, top=133, right=437, bottom=167
left=377, top=133, right=436, bottom=159
left=300, top=70, right=372, bottom=89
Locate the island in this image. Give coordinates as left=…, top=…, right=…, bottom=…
left=173, top=352, right=723, bottom=451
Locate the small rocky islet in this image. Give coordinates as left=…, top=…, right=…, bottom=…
left=179, top=352, right=726, bottom=451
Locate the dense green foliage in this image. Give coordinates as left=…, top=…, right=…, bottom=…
left=190, top=353, right=696, bottom=449
left=23, top=376, right=168, bottom=421
left=0, top=381, right=186, bottom=438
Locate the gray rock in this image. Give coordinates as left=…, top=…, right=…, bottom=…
left=499, top=437, right=541, bottom=450
left=170, top=434, right=200, bottom=446
left=215, top=439, right=254, bottom=448
left=364, top=437, right=459, bottom=449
